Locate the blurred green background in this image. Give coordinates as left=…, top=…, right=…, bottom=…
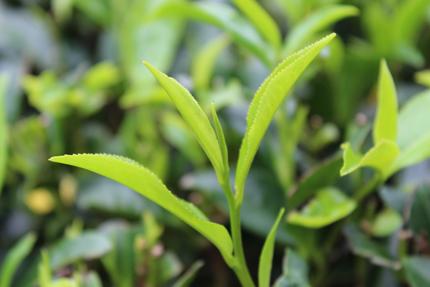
left=1, top=0, right=430, bottom=286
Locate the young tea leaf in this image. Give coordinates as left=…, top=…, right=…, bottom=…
left=258, top=208, right=285, bottom=287
left=288, top=188, right=356, bottom=228
left=340, top=140, right=399, bottom=176
left=233, top=0, right=281, bottom=50
left=0, top=233, right=36, bottom=287
left=235, top=33, right=336, bottom=204
left=144, top=62, right=225, bottom=180
left=373, top=60, right=398, bottom=144
left=49, top=154, right=234, bottom=265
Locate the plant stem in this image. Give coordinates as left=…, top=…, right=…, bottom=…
left=221, top=180, right=255, bottom=287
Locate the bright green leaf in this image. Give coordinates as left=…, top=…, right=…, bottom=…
left=151, top=1, right=273, bottom=66
left=233, top=0, right=281, bottom=50
left=258, top=208, right=285, bottom=287
left=144, top=62, right=225, bottom=180
left=415, top=70, right=430, bottom=88
left=49, top=154, right=234, bottom=264
left=371, top=208, right=402, bottom=237
left=283, top=5, right=358, bottom=55
left=235, top=33, right=336, bottom=204
left=192, top=35, right=230, bottom=92
left=373, top=60, right=398, bottom=144
left=288, top=188, right=356, bottom=228
left=83, top=62, right=120, bottom=91
left=340, top=140, right=399, bottom=176
left=0, top=233, right=36, bottom=287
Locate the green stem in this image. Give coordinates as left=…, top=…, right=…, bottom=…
left=221, top=179, right=255, bottom=287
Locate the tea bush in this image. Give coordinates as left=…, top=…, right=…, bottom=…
left=1, top=0, right=430, bottom=286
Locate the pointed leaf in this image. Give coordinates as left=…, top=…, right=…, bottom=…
left=340, top=140, right=399, bottom=176
left=258, top=208, right=285, bottom=287
left=283, top=5, right=359, bottom=55
left=233, top=0, right=281, bottom=50
left=288, top=188, right=356, bottom=228
left=144, top=62, right=225, bottom=180
left=49, top=154, right=234, bottom=264
left=373, top=60, right=398, bottom=144
left=235, top=34, right=336, bottom=204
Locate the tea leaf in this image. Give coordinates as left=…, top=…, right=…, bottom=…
left=373, top=60, right=398, bottom=144
left=49, top=231, right=112, bottom=269
left=235, top=34, right=335, bottom=204
left=49, top=154, right=234, bottom=264
left=288, top=188, right=356, bottom=228
left=371, top=208, right=402, bottom=237
left=192, top=35, right=230, bottom=92
left=233, top=0, right=281, bottom=50
left=284, top=5, right=358, bottom=55
left=144, top=62, right=225, bottom=180
left=403, top=257, right=430, bottom=287
left=340, top=140, right=399, bottom=176
left=151, top=1, right=272, bottom=66
left=391, top=91, right=430, bottom=173
left=415, top=70, right=430, bottom=88
left=211, top=104, right=229, bottom=176
left=0, top=76, right=7, bottom=193
left=258, top=208, right=285, bottom=287
left=344, top=224, right=400, bottom=269
left=0, top=233, right=36, bottom=287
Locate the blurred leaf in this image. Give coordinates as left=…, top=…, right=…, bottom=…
left=192, top=35, right=230, bottom=92
left=373, top=60, right=398, bottom=144
left=410, top=186, right=430, bottom=238
left=344, top=224, right=400, bottom=269
left=77, top=177, right=151, bottom=218
left=283, top=5, right=358, bottom=55
left=371, top=208, right=402, bottom=237
left=82, top=62, right=120, bottom=91
left=144, top=62, right=225, bottom=181
left=118, top=0, right=184, bottom=107
left=99, top=221, right=139, bottom=287
left=173, top=261, right=204, bottom=287
left=25, top=188, right=55, bottom=215
left=415, top=70, right=430, bottom=88
left=288, top=155, right=342, bottom=210
left=233, top=0, right=281, bottom=50
left=204, top=81, right=243, bottom=111
left=73, top=0, right=110, bottom=26
left=49, top=232, right=112, bottom=269
left=0, top=75, right=7, bottom=193
left=52, top=0, right=73, bottom=22
left=258, top=208, right=285, bottom=287
left=151, top=1, right=273, bottom=66
left=392, top=91, right=430, bottom=173
left=288, top=188, right=356, bottom=228
left=151, top=252, right=183, bottom=285
left=49, top=154, right=234, bottom=265
left=403, top=256, right=430, bottom=287
left=273, top=249, right=310, bottom=287
left=0, top=233, right=36, bottom=287
left=235, top=33, right=335, bottom=204
left=161, top=113, right=205, bottom=167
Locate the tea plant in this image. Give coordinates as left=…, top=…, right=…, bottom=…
left=50, top=34, right=336, bottom=286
